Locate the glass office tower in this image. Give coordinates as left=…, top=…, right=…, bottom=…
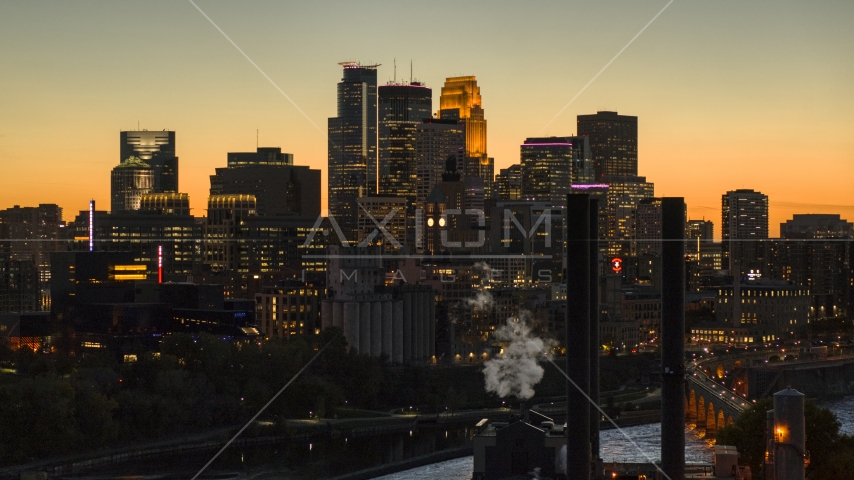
left=328, top=62, right=379, bottom=237
left=378, top=82, right=432, bottom=201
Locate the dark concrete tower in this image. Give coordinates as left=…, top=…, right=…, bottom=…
left=566, top=193, right=591, bottom=480
left=661, top=197, right=686, bottom=480
left=589, top=199, right=601, bottom=474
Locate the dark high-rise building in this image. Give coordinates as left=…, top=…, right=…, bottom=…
left=120, top=130, right=178, bottom=193
left=721, top=189, right=768, bottom=273
left=0, top=204, right=64, bottom=290
left=687, top=219, right=714, bottom=242
left=577, top=111, right=638, bottom=178
left=495, top=164, right=523, bottom=201
left=780, top=214, right=853, bottom=239
left=519, top=136, right=594, bottom=204
left=111, top=157, right=154, bottom=212
left=328, top=62, right=379, bottom=237
left=776, top=214, right=853, bottom=318
left=635, top=197, right=663, bottom=257
left=415, top=118, right=465, bottom=209
left=378, top=82, right=432, bottom=200
left=597, top=175, right=655, bottom=257
left=227, top=147, right=293, bottom=167
left=210, top=147, right=320, bottom=219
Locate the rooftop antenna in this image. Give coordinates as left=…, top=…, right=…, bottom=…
left=137, top=120, right=139, bottom=131
left=394, top=58, right=396, bottom=83
left=410, top=60, right=413, bottom=83
left=256, top=128, right=259, bottom=149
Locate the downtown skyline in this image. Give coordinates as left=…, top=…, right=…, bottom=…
left=1, top=0, right=852, bottom=237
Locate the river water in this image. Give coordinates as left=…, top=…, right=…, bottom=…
left=372, top=398, right=854, bottom=480
left=372, top=423, right=712, bottom=480
left=62, top=398, right=854, bottom=479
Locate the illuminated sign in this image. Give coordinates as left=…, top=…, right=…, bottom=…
left=158, top=245, right=163, bottom=284
left=747, top=269, right=762, bottom=281
left=610, top=257, right=623, bottom=274
left=88, top=200, right=95, bottom=252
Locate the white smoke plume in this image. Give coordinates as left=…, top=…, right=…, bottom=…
left=483, top=312, right=555, bottom=400
left=466, top=262, right=494, bottom=310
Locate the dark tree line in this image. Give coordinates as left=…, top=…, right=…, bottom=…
left=717, top=398, right=854, bottom=479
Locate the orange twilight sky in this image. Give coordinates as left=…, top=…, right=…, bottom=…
left=1, top=0, right=852, bottom=238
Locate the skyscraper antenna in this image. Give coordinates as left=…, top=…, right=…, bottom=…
left=394, top=58, right=396, bottom=83
left=257, top=128, right=259, bottom=149
left=410, top=60, right=413, bottom=83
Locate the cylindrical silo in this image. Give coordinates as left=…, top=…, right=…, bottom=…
left=382, top=301, right=393, bottom=359
left=393, top=300, right=404, bottom=364
left=360, top=302, right=372, bottom=356
left=333, top=300, right=344, bottom=330
left=773, top=388, right=805, bottom=480
left=371, top=301, right=382, bottom=358
left=343, top=302, right=359, bottom=353
left=403, top=292, right=413, bottom=363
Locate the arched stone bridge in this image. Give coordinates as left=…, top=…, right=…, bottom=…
left=685, top=365, right=748, bottom=437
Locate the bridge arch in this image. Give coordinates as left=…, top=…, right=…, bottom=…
left=727, top=415, right=734, bottom=426
left=717, top=409, right=726, bottom=430
left=706, top=402, right=717, bottom=437
left=697, top=395, right=706, bottom=428
left=688, top=390, right=697, bottom=422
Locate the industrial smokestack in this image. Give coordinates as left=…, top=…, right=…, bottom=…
left=566, top=193, right=591, bottom=480
left=772, top=388, right=805, bottom=480
left=588, top=199, right=601, bottom=477
left=661, top=197, right=686, bottom=480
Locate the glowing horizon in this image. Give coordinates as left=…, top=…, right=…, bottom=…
left=1, top=1, right=852, bottom=238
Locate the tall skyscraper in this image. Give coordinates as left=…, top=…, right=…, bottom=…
left=210, top=147, right=320, bottom=219
left=415, top=118, right=465, bottom=209
left=438, top=76, right=492, bottom=197
left=635, top=197, right=663, bottom=256
left=722, top=189, right=769, bottom=240
left=120, top=130, right=178, bottom=193
left=328, top=62, right=379, bottom=236
left=111, top=156, right=154, bottom=212
left=721, top=189, right=769, bottom=273
left=577, top=111, right=638, bottom=179
left=378, top=82, right=432, bottom=200
left=439, top=76, right=486, bottom=158
left=519, top=136, right=594, bottom=204
left=0, top=204, right=64, bottom=291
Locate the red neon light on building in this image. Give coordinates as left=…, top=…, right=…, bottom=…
left=158, top=245, right=163, bottom=284
left=610, top=257, right=623, bottom=274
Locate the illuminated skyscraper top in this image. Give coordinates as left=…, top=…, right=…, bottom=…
left=438, top=76, right=486, bottom=159
left=120, top=130, right=178, bottom=193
